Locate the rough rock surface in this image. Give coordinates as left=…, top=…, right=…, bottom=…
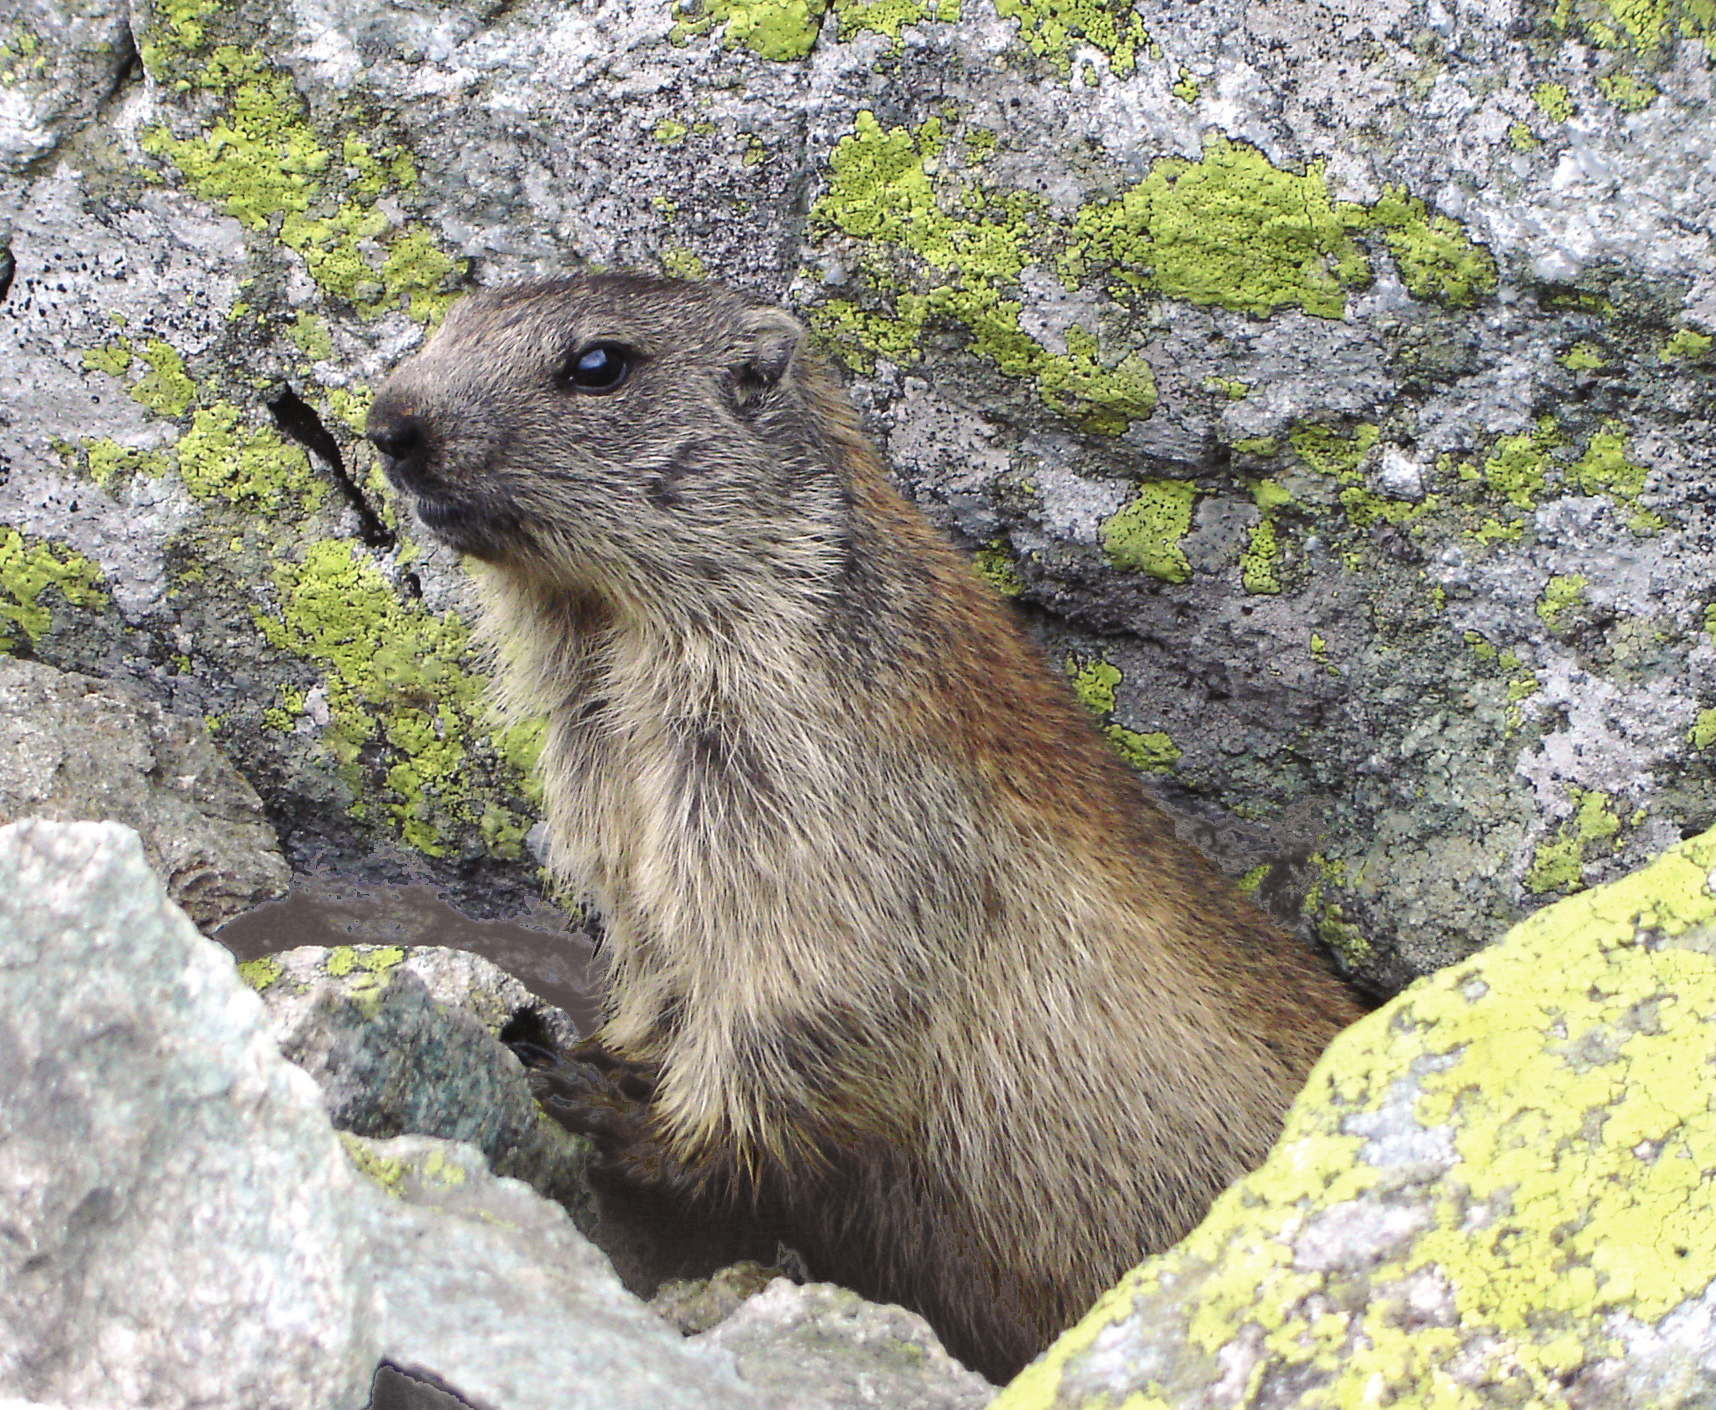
left=342, top=1132, right=763, bottom=1410
left=0, top=655, right=288, bottom=928
left=696, top=1279, right=999, bottom=1408
left=994, top=822, right=1716, bottom=1410
left=0, top=818, right=376, bottom=1409
left=247, top=942, right=592, bottom=1223
left=6, top=0, right=1716, bottom=987
left=0, top=818, right=999, bottom=1409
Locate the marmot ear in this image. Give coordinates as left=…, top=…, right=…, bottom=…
left=731, top=308, right=802, bottom=410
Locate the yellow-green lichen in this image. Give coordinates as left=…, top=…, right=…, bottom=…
left=671, top=0, right=827, bottom=58
left=1066, top=656, right=1120, bottom=716
left=175, top=403, right=325, bottom=512
left=1073, top=145, right=1493, bottom=317
left=1537, top=572, right=1589, bottom=631
left=1691, top=708, right=1716, bottom=749
left=811, top=113, right=1153, bottom=433
left=1552, top=0, right=1716, bottom=55
left=254, top=541, right=536, bottom=856
left=1288, top=421, right=1429, bottom=535
left=1662, top=326, right=1714, bottom=362
left=0, top=530, right=108, bottom=652
left=1506, top=673, right=1540, bottom=704
left=974, top=540, right=1026, bottom=597
left=1300, top=852, right=1372, bottom=968
left=82, top=438, right=172, bottom=491
left=1483, top=415, right=1561, bottom=510
left=660, top=248, right=708, bottom=281
left=83, top=337, right=199, bottom=419
left=0, top=25, right=48, bottom=85
left=419, top=1146, right=469, bottom=1188
left=1559, top=339, right=1606, bottom=371
left=1065, top=658, right=1180, bottom=773
left=997, top=823, right=1716, bottom=1410
left=990, top=0, right=1149, bottom=75
left=831, top=0, right=959, bottom=43
left=1533, top=82, right=1574, bottom=120
left=236, top=956, right=284, bottom=991
left=130, top=341, right=198, bottom=419
left=1315, top=899, right=1371, bottom=966
left=262, top=683, right=305, bottom=732
left=1239, top=516, right=1281, bottom=594
left=378, top=229, right=460, bottom=325
left=1525, top=787, right=1622, bottom=894
left=1172, top=66, right=1199, bottom=102
left=340, top=1132, right=407, bottom=1194
left=1235, top=862, right=1269, bottom=894
left=1105, top=725, right=1181, bottom=773
left=1290, top=421, right=1379, bottom=479
left=1568, top=421, right=1662, bottom=531
left=1597, top=69, right=1659, bottom=109
left=323, top=943, right=406, bottom=988
left=814, top=118, right=1486, bottom=433
left=1100, top=480, right=1195, bottom=581
left=1072, top=138, right=1369, bottom=319
left=326, top=387, right=374, bottom=437
left=138, top=38, right=459, bottom=322
left=653, top=118, right=689, bottom=144
left=1508, top=121, right=1542, bottom=151
left=81, top=341, right=134, bottom=380
left=289, top=311, right=334, bottom=362
left=1361, top=187, right=1498, bottom=307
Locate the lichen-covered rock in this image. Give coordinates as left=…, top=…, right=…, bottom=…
left=0, top=656, right=289, bottom=928
left=5, top=0, right=1715, bottom=985
left=993, top=823, right=1716, bottom=1409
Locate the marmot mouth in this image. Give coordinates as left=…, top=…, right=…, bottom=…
left=409, top=491, right=524, bottom=562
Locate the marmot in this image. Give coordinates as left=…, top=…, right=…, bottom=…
left=366, top=275, right=1365, bottom=1382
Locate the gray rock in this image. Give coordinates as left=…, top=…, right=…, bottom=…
left=0, top=820, right=998, bottom=1409
left=0, top=821, right=746, bottom=1407
left=0, top=0, right=134, bottom=174
left=697, top=1280, right=999, bottom=1409
left=0, top=818, right=377, bottom=1409
left=250, top=942, right=591, bottom=1223
left=0, top=657, right=289, bottom=930
left=345, top=1132, right=761, bottom=1410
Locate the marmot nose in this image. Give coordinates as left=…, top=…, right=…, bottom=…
left=366, top=408, right=430, bottom=488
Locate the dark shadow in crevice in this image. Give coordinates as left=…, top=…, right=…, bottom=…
left=267, top=383, right=394, bottom=549
left=369, top=1361, right=485, bottom=1410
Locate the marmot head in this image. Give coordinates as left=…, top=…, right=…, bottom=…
left=367, top=275, right=847, bottom=611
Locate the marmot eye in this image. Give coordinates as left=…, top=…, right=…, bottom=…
left=564, top=343, right=632, bottom=393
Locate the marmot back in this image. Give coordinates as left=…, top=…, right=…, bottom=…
left=367, top=274, right=1366, bottom=1383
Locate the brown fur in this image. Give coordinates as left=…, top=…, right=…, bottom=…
left=366, top=275, right=1365, bottom=1382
